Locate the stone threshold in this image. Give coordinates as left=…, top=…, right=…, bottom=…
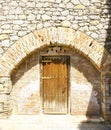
left=1, top=114, right=104, bottom=124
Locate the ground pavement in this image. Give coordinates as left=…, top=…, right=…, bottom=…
left=0, top=115, right=111, bottom=130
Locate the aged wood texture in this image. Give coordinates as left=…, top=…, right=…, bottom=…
left=42, top=56, right=69, bottom=114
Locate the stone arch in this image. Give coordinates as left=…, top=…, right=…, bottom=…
left=0, top=27, right=111, bottom=120
left=0, top=27, right=110, bottom=77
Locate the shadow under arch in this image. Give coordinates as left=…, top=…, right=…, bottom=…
left=10, top=45, right=101, bottom=116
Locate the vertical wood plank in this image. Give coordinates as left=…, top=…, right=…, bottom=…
left=42, top=56, right=69, bottom=114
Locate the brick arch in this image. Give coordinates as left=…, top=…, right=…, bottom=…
left=0, top=27, right=110, bottom=76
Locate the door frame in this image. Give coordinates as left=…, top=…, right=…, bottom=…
left=40, top=55, right=70, bottom=114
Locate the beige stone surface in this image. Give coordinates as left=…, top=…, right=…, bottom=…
left=0, top=34, right=8, bottom=40
left=74, top=4, right=86, bottom=9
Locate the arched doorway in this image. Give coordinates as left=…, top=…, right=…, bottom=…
left=0, top=27, right=111, bottom=120
left=11, top=46, right=101, bottom=116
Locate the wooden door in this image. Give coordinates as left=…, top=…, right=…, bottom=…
left=41, top=56, right=69, bottom=114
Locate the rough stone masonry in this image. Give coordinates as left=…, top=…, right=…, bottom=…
left=0, top=0, right=111, bottom=121
left=0, top=0, right=111, bottom=55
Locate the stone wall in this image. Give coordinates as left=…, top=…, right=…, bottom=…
left=0, top=77, right=12, bottom=118
left=0, top=0, right=111, bottom=56
left=0, top=0, right=111, bottom=121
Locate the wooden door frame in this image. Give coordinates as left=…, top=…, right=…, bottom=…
left=40, top=55, right=70, bottom=114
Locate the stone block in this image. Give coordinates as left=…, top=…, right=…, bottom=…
left=61, top=10, right=69, bottom=16
left=0, top=34, right=8, bottom=40
left=42, top=15, right=51, bottom=21
left=0, top=94, right=11, bottom=118
left=74, top=4, right=86, bottom=10
left=9, top=1, right=18, bottom=6
left=91, top=0, right=101, bottom=2
left=1, top=24, right=11, bottom=29
left=2, top=30, right=13, bottom=34
left=80, top=0, right=90, bottom=5
left=18, top=15, right=27, bottom=20
left=27, top=2, right=35, bottom=7
left=13, top=25, right=21, bottom=30
left=15, top=7, right=23, bottom=14
left=67, top=3, right=74, bottom=8
left=13, top=20, right=24, bottom=25
left=27, top=14, right=35, bottom=21
left=46, top=27, right=58, bottom=44
left=1, top=40, right=10, bottom=47
left=71, top=0, right=80, bottom=5
left=91, top=33, right=99, bottom=39
left=61, top=20, right=71, bottom=27
left=56, top=0, right=62, bottom=3
left=0, top=77, right=12, bottom=94
left=10, top=36, right=19, bottom=41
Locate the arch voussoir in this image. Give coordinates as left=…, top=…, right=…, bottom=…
left=0, top=27, right=111, bottom=77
